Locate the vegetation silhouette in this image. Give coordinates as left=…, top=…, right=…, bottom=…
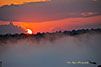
left=98, top=65, right=101, bottom=67
left=89, top=61, right=97, bottom=64
left=0, top=28, right=101, bottom=44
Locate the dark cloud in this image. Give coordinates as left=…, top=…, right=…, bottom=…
left=0, top=22, right=25, bottom=34
left=0, top=0, right=101, bottom=22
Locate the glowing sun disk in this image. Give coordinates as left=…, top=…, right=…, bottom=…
left=27, top=29, right=32, bottom=34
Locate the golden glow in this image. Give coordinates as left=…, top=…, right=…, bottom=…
left=27, top=29, right=32, bottom=34
left=13, top=3, right=18, bottom=5
left=0, top=0, right=51, bottom=6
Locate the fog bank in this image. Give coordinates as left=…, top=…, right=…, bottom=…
left=0, top=33, right=101, bottom=67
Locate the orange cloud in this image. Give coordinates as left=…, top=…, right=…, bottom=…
left=81, top=12, right=99, bottom=16
left=0, top=0, right=50, bottom=6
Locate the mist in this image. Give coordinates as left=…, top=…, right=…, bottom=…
left=0, top=32, right=101, bottom=67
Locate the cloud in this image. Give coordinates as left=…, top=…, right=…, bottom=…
left=0, top=0, right=49, bottom=7
left=81, top=12, right=101, bottom=17
left=0, top=0, right=101, bottom=22
left=0, top=22, right=25, bottom=34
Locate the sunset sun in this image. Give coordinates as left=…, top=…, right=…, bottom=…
left=27, top=29, right=32, bottom=34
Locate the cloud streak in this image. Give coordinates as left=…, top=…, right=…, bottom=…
left=0, top=0, right=101, bottom=22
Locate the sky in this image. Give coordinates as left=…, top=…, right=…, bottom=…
left=0, top=0, right=50, bottom=7
left=0, top=0, right=101, bottom=34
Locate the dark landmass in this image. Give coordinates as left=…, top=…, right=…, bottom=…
left=0, top=28, right=101, bottom=44
left=98, top=65, right=101, bottom=67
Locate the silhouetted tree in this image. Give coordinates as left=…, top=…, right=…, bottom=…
left=98, top=65, right=101, bottom=67
left=89, top=61, right=97, bottom=64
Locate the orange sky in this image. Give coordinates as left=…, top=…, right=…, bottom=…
left=0, top=15, right=101, bottom=34
left=14, top=15, right=101, bottom=34
left=0, top=0, right=50, bottom=6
